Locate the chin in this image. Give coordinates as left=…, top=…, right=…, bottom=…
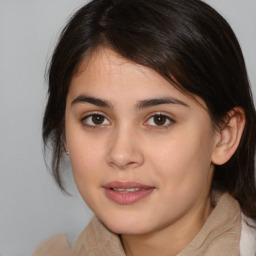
left=107, top=223, right=149, bottom=236
left=100, top=214, right=152, bottom=235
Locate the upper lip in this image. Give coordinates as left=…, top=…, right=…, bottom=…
left=103, top=181, right=154, bottom=190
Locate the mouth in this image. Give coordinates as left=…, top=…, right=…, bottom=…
left=103, top=181, right=155, bottom=205
left=112, top=188, right=143, bottom=193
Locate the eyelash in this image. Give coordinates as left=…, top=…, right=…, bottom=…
left=144, top=113, right=175, bottom=128
left=81, top=112, right=111, bottom=128
left=81, top=112, right=175, bottom=128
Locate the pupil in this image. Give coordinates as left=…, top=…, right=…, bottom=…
left=154, top=115, right=166, bottom=125
left=92, top=115, right=103, bottom=124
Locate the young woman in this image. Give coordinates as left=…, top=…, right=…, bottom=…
left=32, top=0, right=256, bottom=255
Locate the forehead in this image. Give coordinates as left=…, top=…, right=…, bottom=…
left=69, top=48, right=207, bottom=110
left=73, top=48, right=162, bottom=88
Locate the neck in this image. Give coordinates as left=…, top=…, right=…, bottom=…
left=121, top=197, right=213, bottom=256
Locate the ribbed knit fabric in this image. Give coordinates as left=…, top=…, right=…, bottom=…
left=31, top=193, right=242, bottom=256
left=72, top=216, right=125, bottom=256
left=177, top=193, right=241, bottom=256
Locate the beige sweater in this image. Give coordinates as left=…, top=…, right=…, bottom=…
left=31, top=193, right=243, bottom=256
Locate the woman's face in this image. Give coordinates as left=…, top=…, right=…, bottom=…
left=65, top=48, right=219, bottom=236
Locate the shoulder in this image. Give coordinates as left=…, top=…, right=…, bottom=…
left=31, top=233, right=72, bottom=256
left=30, top=217, right=103, bottom=256
left=240, top=213, right=256, bottom=256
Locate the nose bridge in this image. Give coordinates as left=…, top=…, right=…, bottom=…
left=106, top=123, right=144, bottom=169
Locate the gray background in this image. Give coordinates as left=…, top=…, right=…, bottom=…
left=0, top=1, right=255, bottom=255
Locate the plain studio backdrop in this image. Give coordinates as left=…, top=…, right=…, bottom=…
left=0, top=1, right=255, bottom=255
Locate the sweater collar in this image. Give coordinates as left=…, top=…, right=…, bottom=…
left=72, top=193, right=241, bottom=256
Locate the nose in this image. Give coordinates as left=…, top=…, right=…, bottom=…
left=106, top=126, right=144, bottom=170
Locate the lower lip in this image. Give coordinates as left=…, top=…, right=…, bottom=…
left=104, top=188, right=154, bottom=205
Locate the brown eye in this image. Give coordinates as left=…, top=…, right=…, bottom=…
left=82, top=113, right=110, bottom=127
left=145, top=114, right=174, bottom=127
left=153, top=115, right=167, bottom=126
left=92, top=114, right=105, bottom=125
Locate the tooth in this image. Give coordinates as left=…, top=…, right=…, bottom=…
left=113, top=188, right=126, bottom=192
left=113, top=188, right=141, bottom=193
left=126, top=188, right=140, bottom=192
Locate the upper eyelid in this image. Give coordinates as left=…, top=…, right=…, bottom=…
left=81, top=112, right=111, bottom=125
left=145, top=112, right=175, bottom=121
left=81, top=112, right=111, bottom=128
left=81, top=111, right=109, bottom=120
left=143, top=113, right=176, bottom=130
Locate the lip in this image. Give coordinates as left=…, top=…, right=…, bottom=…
left=103, top=181, right=155, bottom=205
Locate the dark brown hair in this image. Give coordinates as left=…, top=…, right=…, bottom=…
left=43, top=0, right=256, bottom=218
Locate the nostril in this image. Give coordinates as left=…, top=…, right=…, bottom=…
left=107, top=158, right=144, bottom=170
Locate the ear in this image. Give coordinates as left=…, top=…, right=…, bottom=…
left=211, top=107, right=245, bottom=165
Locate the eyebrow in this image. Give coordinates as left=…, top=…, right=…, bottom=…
left=71, top=95, right=113, bottom=108
left=136, top=97, right=189, bottom=109
left=71, top=95, right=189, bottom=109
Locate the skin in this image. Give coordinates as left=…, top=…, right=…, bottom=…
left=65, top=48, right=222, bottom=256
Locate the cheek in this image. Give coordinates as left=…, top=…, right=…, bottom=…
left=69, top=141, right=102, bottom=176
left=148, top=126, right=214, bottom=189
left=66, top=125, right=105, bottom=187
left=68, top=141, right=103, bottom=207
left=148, top=133, right=214, bottom=217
